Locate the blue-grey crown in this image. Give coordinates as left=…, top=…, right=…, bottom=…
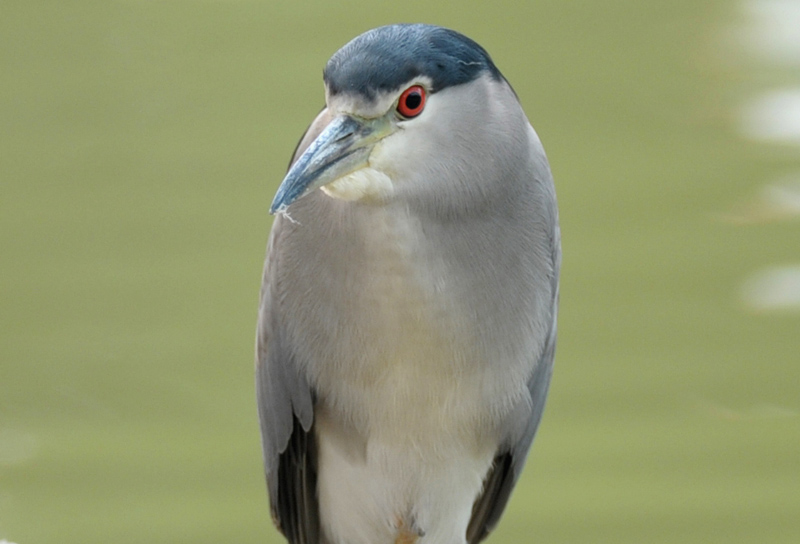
left=323, top=24, right=502, bottom=99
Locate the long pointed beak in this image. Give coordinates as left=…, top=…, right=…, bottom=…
left=269, top=115, right=392, bottom=214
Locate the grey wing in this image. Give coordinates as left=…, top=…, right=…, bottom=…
left=255, top=107, right=333, bottom=544
left=466, top=317, right=556, bottom=544
left=466, top=227, right=561, bottom=544
left=256, top=222, right=317, bottom=544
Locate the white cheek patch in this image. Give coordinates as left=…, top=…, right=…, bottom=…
left=321, top=167, right=394, bottom=203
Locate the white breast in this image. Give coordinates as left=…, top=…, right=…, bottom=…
left=306, top=204, right=500, bottom=544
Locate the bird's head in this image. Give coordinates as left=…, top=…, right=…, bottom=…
left=270, top=24, right=531, bottom=216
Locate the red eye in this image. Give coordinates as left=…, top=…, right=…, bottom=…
left=397, top=85, right=426, bottom=118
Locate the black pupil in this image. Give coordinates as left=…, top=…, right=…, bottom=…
left=404, top=92, right=422, bottom=110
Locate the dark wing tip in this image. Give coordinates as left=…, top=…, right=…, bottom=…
left=273, top=415, right=321, bottom=544
left=466, top=453, right=515, bottom=544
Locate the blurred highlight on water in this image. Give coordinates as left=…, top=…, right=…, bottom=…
left=740, top=90, right=800, bottom=145
left=741, top=266, right=800, bottom=311
left=730, top=0, right=800, bottom=313
left=720, top=175, right=800, bottom=223
left=738, top=0, right=800, bottom=65
left=735, top=0, right=800, bottom=144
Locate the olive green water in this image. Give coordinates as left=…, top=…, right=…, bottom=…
left=2, top=2, right=798, bottom=543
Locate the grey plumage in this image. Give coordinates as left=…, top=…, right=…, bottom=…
left=257, top=24, right=560, bottom=544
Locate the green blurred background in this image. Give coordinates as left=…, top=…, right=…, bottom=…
left=2, top=1, right=799, bottom=543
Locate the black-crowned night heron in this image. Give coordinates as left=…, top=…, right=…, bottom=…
left=256, top=24, right=560, bottom=544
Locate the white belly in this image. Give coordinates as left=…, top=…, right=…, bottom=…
left=314, top=348, right=498, bottom=544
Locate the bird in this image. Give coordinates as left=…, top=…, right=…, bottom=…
left=256, top=23, right=560, bottom=544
